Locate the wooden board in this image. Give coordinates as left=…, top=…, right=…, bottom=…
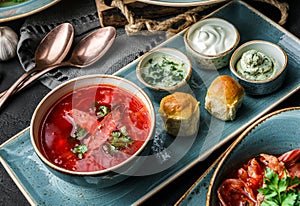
left=95, top=0, right=193, bottom=27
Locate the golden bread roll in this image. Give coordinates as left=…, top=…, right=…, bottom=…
left=159, top=92, right=200, bottom=136
left=205, top=75, right=244, bottom=121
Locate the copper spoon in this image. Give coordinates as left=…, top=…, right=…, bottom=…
left=0, top=26, right=116, bottom=100
left=0, top=23, right=74, bottom=109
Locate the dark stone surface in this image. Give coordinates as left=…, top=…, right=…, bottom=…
left=0, top=0, right=299, bottom=205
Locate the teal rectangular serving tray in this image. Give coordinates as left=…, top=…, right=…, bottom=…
left=1, top=1, right=300, bottom=205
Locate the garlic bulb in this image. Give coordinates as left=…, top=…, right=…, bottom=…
left=0, top=26, right=19, bottom=61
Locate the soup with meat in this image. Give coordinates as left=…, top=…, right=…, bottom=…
left=39, top=84, right=151, bottom=172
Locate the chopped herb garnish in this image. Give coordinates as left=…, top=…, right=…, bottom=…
left=110, top=126, right=133, bottom=150
left=258, top=168, right=300, bottom=206
left=111, top=131, right=121, bottom=138
left=172, top=74, right=184, bottom=81
left=63, top=113, right=88, bottom=140
left=102, top=143, right=116, bottom=155
left=171, top=65, right=177, bottom=71
left=152, top=72, right=160, bottom=78
left=111, top=135, right=133, bottom=149
left=75, top=126, right=87, bottom=139
left=144, top=76, right=154, bottom=84
left=90, top=102, right=110, bottom=119
left=96, top=105, right=109, bottom=118
left=72, top=144, right=88, bottom=159
left=162, top=56, right=179, bottom=66
left=152, top=64, right=160, bottom=71
left=70, top=125, right=87, bottom=140
left=76, top=127, right=86, bottom=137
left=102, top=126, right=134, bottom=155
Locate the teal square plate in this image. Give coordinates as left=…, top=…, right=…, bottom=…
left=1, top=1, right=300, bottom=205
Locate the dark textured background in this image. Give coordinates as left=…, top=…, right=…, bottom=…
left=0, top=0, right=299, bottom=205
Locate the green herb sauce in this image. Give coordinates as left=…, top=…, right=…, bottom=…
left=236, top=49, right=277, bottom=81
left=141, top=53, right=188, bottom=88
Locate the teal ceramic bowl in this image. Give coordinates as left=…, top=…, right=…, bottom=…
left=206, top=107, right=300, bottom=205
left=229, top=40, right=288, bottom=95
left=30, top=74, right=156, bottom=188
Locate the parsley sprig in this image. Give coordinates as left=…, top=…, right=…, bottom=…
left=258, top=168, right=300, bottom=206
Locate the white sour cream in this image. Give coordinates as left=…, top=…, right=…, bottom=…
left=189, top=23, right=236, bottom=55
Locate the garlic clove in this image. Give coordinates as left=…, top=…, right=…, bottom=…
left=0, top=26, right=19, bottom=62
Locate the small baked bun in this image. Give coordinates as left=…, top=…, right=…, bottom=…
left=159, top=92, right=200, bottom=136
left=205, top=75, right=244, bottom=121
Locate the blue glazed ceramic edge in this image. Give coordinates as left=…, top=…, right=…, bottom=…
left=176, top=107, right=300, bottom=206
left=0, top=128, right=37, bottom=206
left=206, top=107, right=300, bottom=205
left=1, top=0, right=300, bottom=205
left=175, top=155, right=222, bottom=206
left=0, top=0, right=61, bottom=23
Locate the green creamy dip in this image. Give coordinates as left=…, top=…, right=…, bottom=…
left=141, top=53, right=188, bottom=88
left=236, top=49, right=277, bottom=81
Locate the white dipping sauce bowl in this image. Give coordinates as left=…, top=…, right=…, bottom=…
left=184, top=18, right=240, bottom=70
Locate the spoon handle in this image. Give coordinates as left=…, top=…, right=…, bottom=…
left=0, top=64, right=63, bottom=99
left=0, top=68, right=42, bottom=109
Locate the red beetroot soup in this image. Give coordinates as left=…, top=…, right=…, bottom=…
left=39, top=84, right=151, bottom=172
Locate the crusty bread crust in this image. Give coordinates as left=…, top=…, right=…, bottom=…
left=160, top=92, right=198, bottom=119
left=159, top=92, right=200, bottom=136
left=205, top=75, right=245, bottom=121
